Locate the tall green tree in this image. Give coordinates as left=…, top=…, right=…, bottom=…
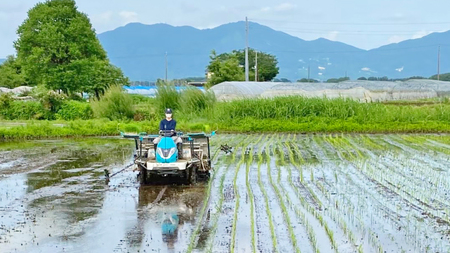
left=0, top=55, right=26, bottom=89
left=206, top=50, right=244, bottom=86
left=206, top=48, right=279, bottom=86
left=14, top=0, right=128, bottom=97
left=231, top=49, right=279, bottom=81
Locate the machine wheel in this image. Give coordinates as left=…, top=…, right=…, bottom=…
left=187, top=166, right=197, bottom=185
left=139, top=165, right=147, bottom=185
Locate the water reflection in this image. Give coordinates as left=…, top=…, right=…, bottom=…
left=125, top=185, right=207, bottom=252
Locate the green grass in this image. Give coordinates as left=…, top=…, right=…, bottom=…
left=4, top=96, right=450, bottom=140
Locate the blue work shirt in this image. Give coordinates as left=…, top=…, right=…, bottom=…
left=160, top=119, right=176, bottom=131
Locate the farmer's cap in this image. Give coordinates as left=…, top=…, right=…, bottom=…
left=165, top=108, right=173, bottom=114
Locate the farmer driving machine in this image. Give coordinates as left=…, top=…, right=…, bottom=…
left=122, top=130, right=215, bottom=185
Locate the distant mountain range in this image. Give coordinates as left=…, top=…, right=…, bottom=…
left=15, top=21, right=447, bottom=82
left=1, top=22, right=447, bottom=82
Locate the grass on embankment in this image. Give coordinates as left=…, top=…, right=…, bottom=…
left=2, top=96, right=450, bottom=140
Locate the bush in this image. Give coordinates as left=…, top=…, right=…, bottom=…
left=90, top=85, right=134, bottom=120
left=1, top=100, right=50, bottom=120
left=56, top=101, right=93, bottom=120
left=0, top=93, right=13, bottom=109
left=31, top=85, right=67, bottom=113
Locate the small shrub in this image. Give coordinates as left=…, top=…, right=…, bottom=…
left=91, top=85, right=134, bottom=120
left=56, top=101, right=93, bottom=120
left=0, top=93, right=13, bottom=109
left=31, top=85, right=67, bottom=113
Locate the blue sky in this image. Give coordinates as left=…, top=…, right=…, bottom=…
left=1, top=0, right=450, bottom=57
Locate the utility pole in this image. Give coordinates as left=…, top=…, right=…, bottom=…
left=307, top=65, right=310, bottom=82
left=165, top=52, right=168, bottom=82
left=255, top=51, right=258, bottom=82
left=245, top=17, right=249, bottom=82
left=438, top=45, right=441, bottom=81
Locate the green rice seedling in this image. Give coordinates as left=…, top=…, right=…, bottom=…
left=206, top=135, right=249, bottom=253
left=186, top=162, right=217, bottom=253
left=266, top=144, right=302, bottom=253
left=230, top=135, right=254, bottom=253
left=246, top=140, right=259, bottom=253
left=256, top=135, right=278, bottom=252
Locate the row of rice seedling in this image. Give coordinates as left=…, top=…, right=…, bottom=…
left=198, top=134, right=450, bottom=252
left=229, top=146, right=244, bottom=253
left=360, top=152, right=450, bottom=251
left=230, top=135, right=255, bottom=253
left=256, top=134, right=278, bottom=252
left=284, top=135, right=338, bottom=252
left=205, top=135, right=245, bottom=252
left=275, top=138, right=328, bottom=253
left=266, top=141, right=303, bottom=253
left=308, top=135, right=374, bottom=250
left=341, top=135, right=450, bottom=252
left=245, top=135, right=263, bottom=253
left=231, top=134, right=265, bottom=253
left=327, top=136, right=403, bottom=251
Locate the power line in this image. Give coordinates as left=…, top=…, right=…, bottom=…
left=165, top=52, right=168, bottom=82
left=245, top=17, right=249, bottom=82
left=248, top=26, right=443, bottom=36
left=250, top=18, right=450, bottom=26
left=106, top=43, right=450, bottom=60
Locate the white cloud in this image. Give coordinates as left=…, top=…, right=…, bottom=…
left=274, top=3, right=297, bottom=11
left=412, top=30, right=432, bottom=40
left=318, top=66, right=326, bottom=70
left=325, top=31, right=339, bottom=41
left=396, top=67, right=404, bottom=72
left=119, top=11, right=139, bottom=24
left=93, top=11, right=113, bottom=24
left=388, top=35, right=406, bottom=44
left=318, top=73, right=323, bottom=76
left=361, top=67, right=371, bottom=71
left=260, top=7, right=271, bottom=12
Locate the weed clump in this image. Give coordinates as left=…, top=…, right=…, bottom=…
left=90, top=85, right=134, bottom=120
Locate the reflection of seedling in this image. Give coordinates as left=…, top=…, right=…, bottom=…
left=220, top=144, right=233, bottom=154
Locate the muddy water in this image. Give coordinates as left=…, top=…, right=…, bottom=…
left=0, top=138, right=207, bottom=253
left=3, top=134, right=450, bottom=253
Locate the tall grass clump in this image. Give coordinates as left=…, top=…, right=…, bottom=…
left=214, top=95, right=450, bottom=125
left=179, top=86, right=216, bottom=115
left=155, top=82, right=180, bottom=113
left=91, top=85, right=134, bottom=120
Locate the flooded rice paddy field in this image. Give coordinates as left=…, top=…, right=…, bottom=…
left=1, top=134, right=450, bottom=253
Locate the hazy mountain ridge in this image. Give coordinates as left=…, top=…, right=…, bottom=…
left=98, top=21, right=449, bottom=81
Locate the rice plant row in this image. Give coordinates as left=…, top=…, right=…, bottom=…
left=198, top=133, right=450, bottom=253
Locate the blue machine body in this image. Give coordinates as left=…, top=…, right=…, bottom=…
left=156, top=137, right=178, bottom=163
